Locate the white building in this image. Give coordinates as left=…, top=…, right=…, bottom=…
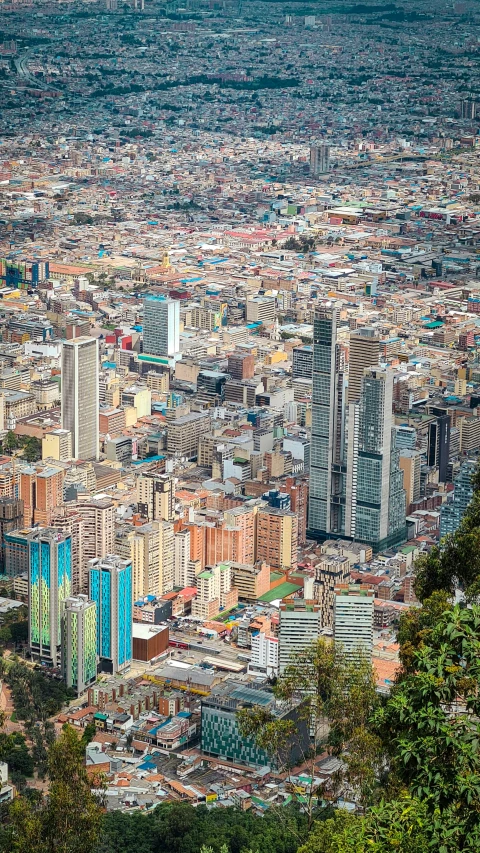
left=278, top=600, right=321, bottom=673
left=143, top=297, right=180, bottom=358
left=333, top=585, right=374, bottom=660
left=61, top=337, right=99, bottom=461
left=249, top=631, right=279, bottom=678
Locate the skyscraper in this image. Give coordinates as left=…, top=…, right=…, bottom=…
left=347, top=328, right=380, bottom=403
left=308, top=304, right=347, bottom=539
left=88, top=555, right=132, bottom=675
left=309, top=306, right=406, bottom=551
left=61, top=595, right=97, bottom=695
left=310, top=143, right=330, bottom=176
left=346, top=367, right=407, bottom=551
left=61, top=337, right=99, bottom=461
left=143, top=296, right=180, bottom=358
left=28, top=529, right=72, bottom=667
left=75, top=497, right=115, bottom=567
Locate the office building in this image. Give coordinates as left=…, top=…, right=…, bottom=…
left=278, top=601, right=321, bottom=673
left=333, top=585, right=374, bottom=661
left=227, top=351, right=255, bottom=380
left=292, top=345, right=313, bottom=379
left=347, top=329, right=380, bottom=403
left=166, top=410, right=210, bottom=459
left=439, top=460, right=476, bottom=539
left=29, top=529, right=72, bottom=667
left=137, top=471, right=175, bottom=522
left=143, top=296, right=180, bottom=358
left=201, top=682, right=309, bottom=769
left=0, top=497, right=23, bottom=574
left=245, top=296, right=276, bottom=325
left=61, top=337, right=99, bottom=461
left=42, top=429, right=72, bottom=462
left=88, top=555, right=133, bottom=675
left=346, top=368, right=407, bottom=551
left=61, top=595, right=97, bottom=695
left=427, top=414, right=451, bottom=483
left=308, top=304, right=347, bottom=539
left=310, top=143, right=330, bottom=175
left=256, top=507, right=298, bottom=571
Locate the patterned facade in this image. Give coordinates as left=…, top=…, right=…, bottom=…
left=29, top=529, right=72, bottom=666
left=88, top=555, right=133, bottom=675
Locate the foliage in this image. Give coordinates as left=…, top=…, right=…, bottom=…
left=1, top=659, right=74, bottom=723
left=4, top=726, right=103, bottom=853
left=374, top=605, right=480, bottom=851
left=96, top=802, right=309, bottom=853
left=238, top=639, right=381, bottom=820
left=0, top=731, right=34, bottom=778
left=396, top=590, right=452, bottom=674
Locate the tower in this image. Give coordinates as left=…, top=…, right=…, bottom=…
left=333, top=585, right=374, bottom=661
left=61, top=337, right=99, bottom=461
left=308, top=304, right=347, bottom=539
left=62, top=595, right=97, bottom=695
left=143, top=296, right=180, bottom=358
left=310, top=143, right=330, bottom=176
left=88, top=555, right=133, bottom=675
left=28, top=529, right=72, bottom=667
left=347, top=329, right=380, bottom=403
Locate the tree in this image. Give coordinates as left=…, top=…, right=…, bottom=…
left=6, top=726, right=103, bottom=853
left=3, top=431, right=18, bottom=454
left=237, top=639, right=381, bottom=826
left=374, top=604, right=480, bottom=851
left=396, top=590, right=452, bottom=675
left=22, top=438, right=41, bottom=464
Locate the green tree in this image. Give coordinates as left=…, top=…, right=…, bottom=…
left=238, top=639, right=381, bottom=825
left=396, top=590, right=452, bottom=675
left=22, top=438, right=41, bottom=463
left=375, top=604, right=480, bottom=851
left=3, top=431, right=17, bottom=454
left=7, top=726, right=103, bottom=853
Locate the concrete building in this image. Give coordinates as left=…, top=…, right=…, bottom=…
left=245, top=296, right=276, bottom=325
left=192, top=562, right=238, bottom=620
left=61, top=595, right=97, bottom=695
left=399, top=449, right=422, bottom=510
left=310, top=143, right=330, bottom=175
left=42, top=429, right=72, bottom=462
left=249, top=631, right=279, bottom=678
left=75, top=498, right=115, bottom=567
left=347, top=328, right=380, bottom=403
left=256, top=507, right=298, bottom=571
left=0, top=497, right=24, bottom=574
left=333, top=585, right=374, bottom=661
left=439, top=460, right=476, bottom=539
left=143, top=296, right=180, bottom=358
left=51, top=506, right=85, bottom=595
left=137, top=472, right=175, bottom=521
left=166, top=410, right=210, bottom=459
left=314, top=555, right=351, bottom=629
left=61, top=337, right=99, bottom=461
left=279, top=601, right=321, bottom=673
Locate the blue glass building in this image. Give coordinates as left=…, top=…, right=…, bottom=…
left=28, top=529, right=72, bottom=667
left=88, top=555, right=132, bottom=674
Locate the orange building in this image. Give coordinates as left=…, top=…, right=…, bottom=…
left=20, top=465, right=64, bottom=527
left=256, top=507, right=298, bottom=571
left=284, top=477, right=308, bottom=546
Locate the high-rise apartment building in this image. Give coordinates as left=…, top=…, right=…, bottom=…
left=399, top=449, right=422, bottom=511
left=19, top=465, right=64, bottom=528
left=310, top=143, right=330, bottom=175
left=61, top=337, right=99, bottom=461
left=115, top=520, right=173, bottom=600
left=137, top=472, right=175, bottom=522
left=256, top=507, right=298, bottom=571
left=192, top=561, right=238, bottom=620
left=347, top=329, right=380, bottom=403
left=0, top=497, right=23, bottom=574
left=314, top=555, right=351, bottom=629
left=88, top=555, right=133, bottom=675
left=333, top=585, right=374, bottom=661
left=174, top=527, right=191, bottom=589
left=29, top=529, right=72, bottom=667
left=51, top=506, right=85, bottom=595
left=61, top=595, right=97, bottom=695
left=143, top=296, right=180, bottom=358
left=75, top=497, right=115, bottom=567
left=284, top=477, right=308, bottom=546
left=278, top=600, right=321, bottom=673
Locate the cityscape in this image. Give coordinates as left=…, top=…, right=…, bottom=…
left=0, top=0, right=479, bottom=850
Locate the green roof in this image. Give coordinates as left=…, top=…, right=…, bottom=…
left=258, top=581, right=302, bottom=602
left=270, top=571, right=283, bottom=582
